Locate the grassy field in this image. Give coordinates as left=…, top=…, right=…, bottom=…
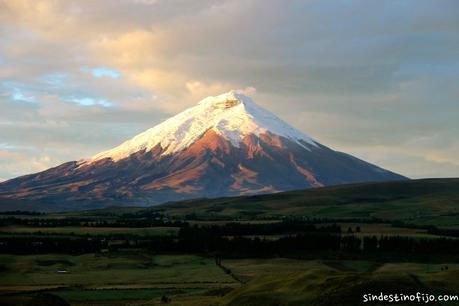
left=0, top=254, right=235, bottom=289
left=12, top=178, right=457, bottom=229
left=1, top=255, right=458, bottom=305
left=235, top=222, right=451, bottom=240
left=3, top=179, right=459, bottom=228
left=0, top=254, right=237, bottom=305
left=221, top=266, right=459, bottom=306
left=1, top=222, right=447, bottom=241
left=0, top=226, right=179, bottom=236
left=1, top=178, right=459, bottom=305
left=142, top=178, right=459, bottom=227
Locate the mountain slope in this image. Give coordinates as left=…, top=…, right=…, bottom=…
left=0, top=91, right=406, bottom=211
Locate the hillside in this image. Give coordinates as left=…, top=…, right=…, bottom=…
left=148, top=178, right=459, bottom=227
left=222, top=267, right=459, bottom=306
left=2, top=178, right=458, bottom=229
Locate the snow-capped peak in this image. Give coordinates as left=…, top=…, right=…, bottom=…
left=88, top=90, right=318, bottom=162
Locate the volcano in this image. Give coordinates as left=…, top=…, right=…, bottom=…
left=0, top=91, right=406, bottom=211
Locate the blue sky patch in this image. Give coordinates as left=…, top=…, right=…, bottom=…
left=67, top=96, right=113, bottom=107
left=40, top=73, right=67, bottom=87
left=81, top=67, right=122, bottom=79
left=3, top=83, right=37, bottom=104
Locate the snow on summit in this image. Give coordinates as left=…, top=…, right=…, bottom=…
left=89, top=90, right=318, bottom=162
left=2, top=90, right=406, bottom=210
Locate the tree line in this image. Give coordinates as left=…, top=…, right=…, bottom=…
left=0, top=216, right=184, bottom=228
left=1, top=223, right=459, bottom=260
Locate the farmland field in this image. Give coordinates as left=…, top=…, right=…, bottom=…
left=0, top=226, right=179, bottom=236
left=1, top=255, right=458, bottom=305
left=0, top=254, right=235, bottom=288
left=1, top=179, right=459, bottom=305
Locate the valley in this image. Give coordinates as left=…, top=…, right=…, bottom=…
left=1, top=178, right=458, bottom=305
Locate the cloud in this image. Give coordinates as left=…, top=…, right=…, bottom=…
left=0, top=0, right=458, bottom=180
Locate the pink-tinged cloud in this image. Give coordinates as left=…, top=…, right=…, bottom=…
left=0, top=0, right=458, bottom=180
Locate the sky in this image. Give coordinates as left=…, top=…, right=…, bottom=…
left=0, top=0, right=458, bottom=181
